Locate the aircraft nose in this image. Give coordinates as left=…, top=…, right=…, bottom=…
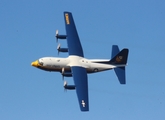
left=31, top=60, right=40, bottom=67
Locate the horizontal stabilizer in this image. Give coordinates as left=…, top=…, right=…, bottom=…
left=114, top=67, right=126, bottom=84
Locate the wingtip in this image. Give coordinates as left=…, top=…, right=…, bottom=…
left=80, top=107, right=89, bottom=112
left=64, top=11, right=71, bottom=14
left=81, top=110, right=89, bottom=112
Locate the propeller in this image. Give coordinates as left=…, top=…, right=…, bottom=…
left=64, top=81, right=67, bottom=87
left=63, top=81, right=67, bottom=92
left=62, top=67, right=65, bottom=80
left=55, top=30, right=59, bottom=43
left=55, top=30, right=67, bottom=42
left=57, top=43, right=61, bottom=55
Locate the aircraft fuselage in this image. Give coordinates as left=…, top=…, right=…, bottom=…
left=31, top=56, right=117, bottom=74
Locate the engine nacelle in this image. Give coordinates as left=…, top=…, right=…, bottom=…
left=56, top=35, right=67, bottom=39
left=64, top=81, right=75, bottom=90
left=62, top=68, right=72, bottom=77
left=55, top=30, right=67, bottom=42
left=62, top=72, right=72, bottom=77
left=57, top=44, right=68, bottom=53
left=58, top=48, right=68, bottom=52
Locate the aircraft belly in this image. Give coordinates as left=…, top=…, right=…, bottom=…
left=88, top=63, right=114, bottom=73
left=38, top=65, right=71, bottom=72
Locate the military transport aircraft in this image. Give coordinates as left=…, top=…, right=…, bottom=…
left=31, top=12, right=129, bottom=111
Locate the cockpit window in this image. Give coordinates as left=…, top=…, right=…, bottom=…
left=38, top=59, right=43, bottom=65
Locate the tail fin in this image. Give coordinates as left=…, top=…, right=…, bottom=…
left=111, top=45, right=120, bottom=59
left=110, top=48, right=129, bottom=65
left=111, top=45, right=129, bottom=84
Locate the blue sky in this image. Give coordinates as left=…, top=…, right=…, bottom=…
left=0, top=0, right=165, bottom=119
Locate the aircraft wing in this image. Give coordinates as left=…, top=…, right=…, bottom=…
left=64, top=12, right=88, bottom=111
left=71, top=66, right=89, bottom=111
left=64, top=12, right=84, bottom=57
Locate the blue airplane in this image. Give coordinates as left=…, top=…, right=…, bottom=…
left=31, top=12, right=129, bottom=111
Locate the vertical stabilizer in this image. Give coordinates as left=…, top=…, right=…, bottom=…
left=111, top=45, right=120, bottom=58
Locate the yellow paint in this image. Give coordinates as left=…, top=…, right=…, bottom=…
left=31, top=60, right=41, bottom=67
left=65, top=14, right=70, bottom=24
left=116, top=56, right=122, bottom=63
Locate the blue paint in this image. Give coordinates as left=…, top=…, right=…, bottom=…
left=112, top=45, right=126, bottom=84
left=114, top=67, right=126, bottom=84
left=71, top=66, right=89, bottom=111
left=64, top=12, right=84, bottom=57
left=111, top=45, right=120, bottom=59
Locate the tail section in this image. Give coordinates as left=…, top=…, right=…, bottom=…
left=111, top=45, right=129, bottom=84
left=114, top=66, right=126, bottom=84
left=111, top=45, right=120, bottom=59
left=110, top=47, right=129, bottom=65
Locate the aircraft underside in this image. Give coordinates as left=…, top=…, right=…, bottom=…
left=37, top=65, right=112, bottom=74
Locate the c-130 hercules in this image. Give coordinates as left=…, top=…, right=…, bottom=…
left=31, top=12, right=129, bottom=111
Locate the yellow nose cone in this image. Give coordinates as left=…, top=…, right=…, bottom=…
left=31, top=60, right=40, bottom=67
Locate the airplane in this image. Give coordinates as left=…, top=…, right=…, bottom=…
left=31, top=11, right=129, bottom=112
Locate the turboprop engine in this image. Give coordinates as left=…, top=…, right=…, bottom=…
left=61, top=68, right=72, bottom=78
left=64, top=81, right=75, bottom=90
left=57, top=44, right=68, bottom=55
left=55, top=30, right=67, bottom=42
